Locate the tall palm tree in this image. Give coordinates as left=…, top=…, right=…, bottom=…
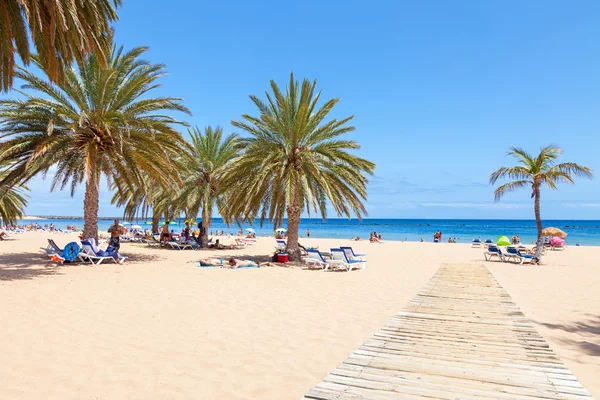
left=228, top=73, right=375, bottom=261
left=177, top=126, right=241, bottom=247
left=0, top=166, right=29, bottom=225
left=0, top=0, right=120, bottom=92
left=490, top=145, right=593, bottom=262
left=0, top=42, right=191, bottom=240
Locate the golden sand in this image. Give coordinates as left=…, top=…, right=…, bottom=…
left=0, top=232, right=598, bottom=399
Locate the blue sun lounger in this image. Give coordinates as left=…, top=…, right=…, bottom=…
left=484, top=245, right=505, bottom=262
left=304, top=249, right=332, bottom=269
left=330, top=248, right=366, bottom=271
left=339, top=246, right=366, bottom=261
left=505, top=246, right=534, bottom=264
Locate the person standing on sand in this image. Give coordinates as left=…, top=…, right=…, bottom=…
left=161, top=222, right=171, bottom=246
left=107, top=219, right=125, bottom=251
left=306, top=229, right=310, bottom=238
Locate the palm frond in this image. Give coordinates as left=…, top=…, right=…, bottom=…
left=1, top=0, right=121, bottom=92
left=228, top=72, right=376, bottom=231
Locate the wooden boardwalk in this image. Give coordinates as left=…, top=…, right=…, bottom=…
left=303, top=263, right=595, bottom=400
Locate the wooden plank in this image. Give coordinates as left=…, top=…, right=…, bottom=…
left=302, top=263, right=595, bottom=400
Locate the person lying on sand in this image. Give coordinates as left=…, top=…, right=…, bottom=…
left=198, top=258, right=259, bottom=268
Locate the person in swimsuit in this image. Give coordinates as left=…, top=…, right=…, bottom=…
left=107, top=219, right=125, bottom=251
left=161, top=222, right=171, bottom=246
left=198, top=258, right=257, bottom=268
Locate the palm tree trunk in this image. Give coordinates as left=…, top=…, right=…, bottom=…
left=151, top=209, right=160, bottom=234
left=82, top=172, right=100, bottom=241
left=533, top=184, right=543, bottom=264
left=286, top=186, right=302, bottom=261
left=200, top=207, right=209, bottom=248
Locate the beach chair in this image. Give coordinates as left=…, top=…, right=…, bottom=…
left=44, top=242, right=82, bottom=264
left=166, top=241, right=193, bottom=250
left=80, top=239, right=126, bottom=264
left=339, top=246, right=366, bottom=262
left=505, top=247, right=534, bottom=264
left=483, top=245, right=505, bottom=262
left=42, top=238, right=63, bottom=254
left=330, top=248, right=366, bottom=271
left=471, top=239, right=482, bottom=248
left=304, top=249, right=332, bottom=269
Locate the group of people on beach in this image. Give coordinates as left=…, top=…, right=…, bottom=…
left=433, top=230, right=443, bottom=242
left=350, top=231, right=383, bottom=242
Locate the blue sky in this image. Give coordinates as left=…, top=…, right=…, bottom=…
left=12, top=0, right=600, bottom=219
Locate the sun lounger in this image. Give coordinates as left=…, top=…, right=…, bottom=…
left=484, top=245, right=505, bottom=262
left=505, top=246, right=534, bottom=264
left=80, top=239, right=126, bottom=264
left=339, top=246, right=366, bottom=262
left=304, top=249, right=332, bottom=269
left=43, top=241, right=82, bottom=264
left=471, top=239, right=482, bottom=248
left=275, top=240, right=286, bottom=251
left=42, top=238, right=63, bottom=254
left=330, top=248, right=365, bottom=271
left=166, top=241, right=194, bottom=250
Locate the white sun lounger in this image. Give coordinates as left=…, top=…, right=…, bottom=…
left=80, top=239, right=126, bottom=264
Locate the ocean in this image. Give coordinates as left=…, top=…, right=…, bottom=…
left=16, top=218, right=600, bottom=246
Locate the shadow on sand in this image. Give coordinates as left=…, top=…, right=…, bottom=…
left=0, top=251, right=63, bottom=281
left=0, top=250, right=168, bottom=282
left=535, top=314, right=600, bottom=357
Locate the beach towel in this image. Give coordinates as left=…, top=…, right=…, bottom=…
left=85, top=238, right=120, bottom=258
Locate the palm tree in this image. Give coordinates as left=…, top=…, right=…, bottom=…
left=0, top=166, right=29, bottom=225
left=0, top=0, right=120, bottom=92
left=177, top=126, right=241, bottom=247
left=490, top=145, right=593, bottom=262
left=228, top=73, right=375, bottom=261
left=0, top=42, right=191, bottom=240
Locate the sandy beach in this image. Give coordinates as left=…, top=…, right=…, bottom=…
left=0, top=232, right=598, bottom=399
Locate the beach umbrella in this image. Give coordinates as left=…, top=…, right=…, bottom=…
left=131, top=225, right=142, bottom=230
left=275, top=228, right=287, bottom=232
left=542, top=227, right=567, bottom=238
left=246, top=228, right=255, bottom=233
left=497, top=236, right=511, bottom=246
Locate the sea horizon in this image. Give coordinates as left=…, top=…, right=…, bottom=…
left=13, top=216, right=600, bottom=246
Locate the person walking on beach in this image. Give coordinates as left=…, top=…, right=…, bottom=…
left=107, top=219, right=125, bottom=251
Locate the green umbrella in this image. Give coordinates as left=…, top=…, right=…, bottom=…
left=497, top=236, right=511, bottom=246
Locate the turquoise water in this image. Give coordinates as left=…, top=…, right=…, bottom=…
left=16, top=218, right=600, bottom=246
